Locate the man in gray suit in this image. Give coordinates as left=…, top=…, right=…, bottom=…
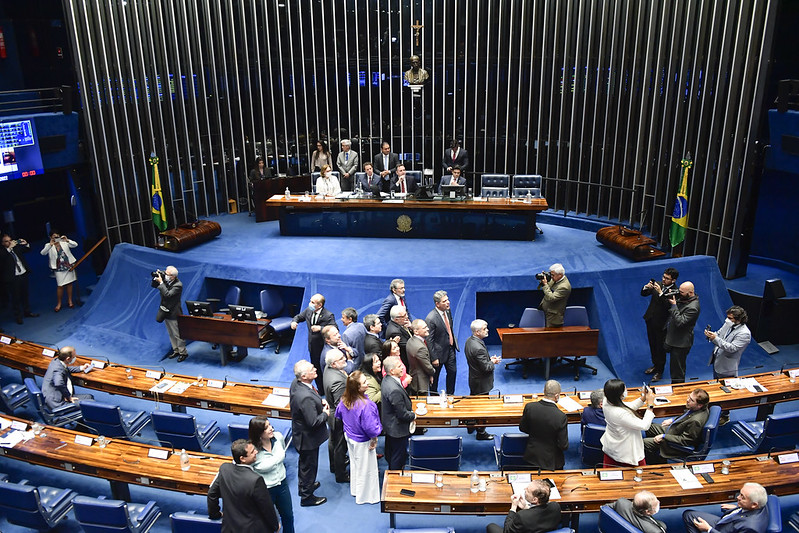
left=42, top=346, right=94, bottom=410
left=425, top=290, right=459, bottom=395
left=705, top=306, right=751, bottom=379
left=154, top=266, right=189, bottom=362
left=335, top=139, right=359, bottom=191
left=406, top=319, right=435, bottom=396
left=381, top=355, right=417, bottom=470
left=464, top=319, right=501, bottom=440
left=538, top=263, right=571, bottom=328
left=610, top=491, right=667, bottom=533
left=664, top=281, right=700, bottom=384
left=323, top=350, right=349, bottom=483
left=644, top=388, right=710, bottom=464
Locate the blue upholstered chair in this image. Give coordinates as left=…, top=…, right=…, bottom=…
left=408, top=435, right=462, bottom=470
left=731, top=410, right=799, bottom=454
left=504, top=307, right=546, bottom=376
left=0, top=379, right=29, bottom=414
left=480, top=174, right=510, bottom=197
left=72, top=495, right=161, bottom=533
left=0, top=479, right=76, bottom=530
left=787, top=509, right=799, bottom=532
left=24, top=377, right=82, bottom=427
left=512, top=174, right=543, bottom=197
left=664, top=405, right=721, bottom=462
left=555, top=306, right=598, bottom=381
left=766, top=494, right=782, bottom=533
left=259, top=288, right=296, bottom=353
left=151, top=411, right=220, bottom=452
left=598, top=504, right=644, bottom=532
left=405, top=170, right=424, bottom=186
left=581, top=423, right=605, bottom=468
left=170, top=511, right=223, bottom=533
left=311, top=171, right=341, bottom=194
left=79, top=400, right=150, bottom=440
left=228, top=422, right=249, bottom=443
left=493, top=433, right=529, bottom=470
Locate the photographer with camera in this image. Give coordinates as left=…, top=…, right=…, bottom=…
left=641, top=267, right=679, bottom=382
left=153, top=266, right=188, bottom=362
left=41, top=231, right=79, bottom=312
left=537, top=263, right=571, bottom=328
left=2, top=233, right=38, bottom=324
left=664, top=281, right=700, bottom=384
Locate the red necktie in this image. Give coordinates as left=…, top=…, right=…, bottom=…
left=443, top=311, right=454, bottom=346
left=452, top=150, right=456, bottom=161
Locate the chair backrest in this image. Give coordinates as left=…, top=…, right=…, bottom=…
left=481, top=174, right=510, bottom=188
left=564, top=306, right=590, bottom=327
left=171, top=512, right=223, bottom=533
left=519, top=307, right=545, bottom=328
left=482, top=187, right=509, bottom=198
left=24, top=377, right=45, bottom=416
left=408, top=435, right=462, bottom=470
left=760, top=411, right=799, bottom=452
left=497, top=433, right=528, bottom=470
left=513, top=174, right=542, bottom=189
left=599, top=504, right=645, bottom=533
left=513, top=187, right=542, bottom=198
left=259, top=288, right=285, bottom=318
left=151, top=411, right=202, bottom=451
left=766, top=494, right=782, bottom=533
left=228, top=423, right=249, bottom=442
left=73, top=496, right=133, bottom=531
left=581, top=423, right=605, bottom=468
left=405, top=170, right=423, bottom=184
left=694, top=405, right=722, bottom=459
left=0, top=483, right=49, bottom=529
left=225, top=286, right=241, bottom=308
left=80, top=400, right=127, bottom=438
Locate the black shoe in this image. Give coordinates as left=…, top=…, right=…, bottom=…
left=467, top=427, right=475, bottom=434
left=719, top=414, right=730, bottom=426
left=24, top=312, right=39, bottom=318
left=336, top=475, right=350, bottom=483
left=476, top=432, right=494, bottom=441
left=644, top=366, right=656, bottom=374
left=300, top=496, right=326, bottom=507
left=312, top=481, right=320, bottom=491
left=413, top=427, right=427, bottom=435
left=167, top=352, right=179, bottom=359
left=650, top=373, right=662, bottom=382
left=177, top=354, right=188, bottom=362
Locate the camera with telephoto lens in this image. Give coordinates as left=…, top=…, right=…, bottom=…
left=535, top=271, right=551, bottom=283
left=150, top=269, right=167, bottom=288
left=661, top=286, right=679, bottom=299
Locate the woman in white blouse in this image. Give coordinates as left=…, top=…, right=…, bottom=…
left=315, top=164, right=341, bottom=196
left=40, top=231, right=78, bottom=312
left=249, top=415, right=294, bottom=533
left=600, top=378, right=655, bottom=467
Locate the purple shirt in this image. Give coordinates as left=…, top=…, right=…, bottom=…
left=335, top=397, right=383, bottom=442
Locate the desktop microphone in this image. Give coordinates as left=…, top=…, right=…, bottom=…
left=400, top=464, right=439, bottom=477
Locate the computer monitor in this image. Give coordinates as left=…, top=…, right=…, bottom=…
left=0, top=119, right=44, bottom=182
left=186, top=301, right=213, bottom=317
left=229, top=304, right=257, bottom=321
left=441, top=184, right=466, bottom=198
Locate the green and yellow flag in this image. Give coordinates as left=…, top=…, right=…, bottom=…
left=669, top=154, right=692, bottom=248
left=150, top=155, right=167, bottom=231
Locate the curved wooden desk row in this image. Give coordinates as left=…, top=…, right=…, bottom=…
left=0, top=414, right=224, bottom=500
left=2, top=338, right=798, bottom=426
left=381, top=453, right=799, bottom=527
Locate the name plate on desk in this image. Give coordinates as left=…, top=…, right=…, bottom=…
left=74, top=435, right=93, bottom=446
left=145, top=370, right=163, bottom=380
left=598, top=470, right=623, bottom=481
left=578, top=391, right=592, bottom=400
left=411, top=473, right=435, bottom=483
left=692, top=464, right=714, bottom=474
left=653, top=386, right=673, bottom=395
left=504, top=394, right=524, bottom=403
left=42, top=348, right=55, bottom=357
left=778, top=453, right=799, bottom=464
left=0, top=336, right=12, bottom=345
left=271, top=387, right=290, bottom=396
left=148, top=448, right=170, bottom=460
left=206, top=379, right=225, bottom=389
left=788, top=369, right=799, bottom=379
left=90, top=360, right=106, bottom=369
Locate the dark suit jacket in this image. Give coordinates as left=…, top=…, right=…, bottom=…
left=580, top=406, right=606, bottom=428
left=665, top=295, right=700, bottom=348
left=293, top=306, right=336, bottom=351
left=207, top=462, right=280, bottom=533
left=373, top=151, right=400, bottom=183
left=381, top=375, right=415, bottom=438
left=390, top=174, right=419, bottom=194
left=642, top=283, right=676, bottom=326
left=656, top=406, right=709, bottom=458
left=464, top=335, right=494, bottom=395
left=42, top=358, right=80, bottom=410
left=364, top=332, right=383, bottom=356
left=438, top=175, right=467, bottom=194
left=378, top=293, right=409, bottom=330
left=425, top=308, right=459, bottom=365
left=385, top=320, right=413, bottom=363
left=157, top=277, right=183, bottom=319
left=442, top=147, right=469, bottom=172
left=610, top=497, right=666, bottom=533
left=1, top=242, right=31, bottom=283
left=289, top=378, right=329, bottom=451
left=710, top=505, right=769, bottom=533
left=519, top=400, right=569, bottom=470
left=406, top=335, right=435, bottom=395
left=500, top=501, right=561, bottom=533
left=323, top=367, right=347, bottom=429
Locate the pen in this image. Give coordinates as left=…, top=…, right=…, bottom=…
left=54, top=442, right=67, bottom=450
left=650, top=472, right=664, bottom=476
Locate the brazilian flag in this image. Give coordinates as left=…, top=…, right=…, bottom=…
left=669, top=155, right=692, bottom=247
left=150, top=155, right=167, bottom=231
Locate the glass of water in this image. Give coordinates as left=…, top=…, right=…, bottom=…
left=435, top=474, right=444, bottom=488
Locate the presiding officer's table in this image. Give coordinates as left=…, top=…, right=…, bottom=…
left=177, top=313, right=272, bottom=365
left=266, top=194, right=548, bottom=240
left=497, top=326, right=600, bottom=380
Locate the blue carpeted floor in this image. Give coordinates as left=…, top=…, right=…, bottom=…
left=1, top=212, right=797, bottom=532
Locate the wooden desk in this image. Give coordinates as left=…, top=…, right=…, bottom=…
left=177, top=313, right=271, bottom=365
left=382, top=453, right=799, bottom=528
left=266, top=195, right=548, bottom=240
left=0, top=414, right=224, bottom=500
left=497, top=327, right=600, bottom=379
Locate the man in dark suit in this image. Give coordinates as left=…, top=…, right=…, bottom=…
left=683, top=482, right=770, bottom=533
left=464, top=319, right=501, bottom=440
left=289, top=359, right=329, bottom=506
left=443, top=139, right=469, bottom=173
left=642, top=267, right=679, bottom=382
left=378, top=279, right=410, bottom=332
left=390, top=164, right=418, bottom=195
left=438, top=166, right=467, bottom=194
left=664, top=281, right=700, bottom=384
left=291, top=293, right=336, bottom=389
left=341, top=307, right=366, bottom=365
left=485, top=480, right=562, bottom=533
left=323, top=349, right=349, bottom=483
left=207, top=439, right=280, bottom=533
left=406, top=319, right=435, bottom=396
left=425, top=290, right=460, bottom=395
left=356, top=162, right=381, bottom=195
left=42, top=346, right=94, bottom=410
left=321, top=325, right=359, bottom=374
left=1, top=234, right=38, bottom=325
left=381, top=355, right=417, bottom=470
left=644, top=388, right=710, bottom=464
left=385, top=305, right=413, bottom=368
left=580, top=390, right=606, bottom=429
left=519, top=379, right=569, bottom=470
left=372, top=141, right=400, bottom=192
left=610, top=491, right=667, bottom=533
left=154, top=266, right=189, bottom=362
left=363, top=313, right=383, bottom=356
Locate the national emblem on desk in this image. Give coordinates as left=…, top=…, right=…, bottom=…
left=396, top=215, right=412, bottom=233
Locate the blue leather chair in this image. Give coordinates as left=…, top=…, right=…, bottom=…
left=581, top=423, right=605, bottom=468
left=665, top=405, right=721, bottom=461
left=731, top=410, right=799, bottom=453
left=311, top=170, right=341, bottom=194
left=0, top=379, right=29, bottom=414
left=228, top=422, right=249, bottom=443
left=259, top=288, right=296, bottom=353
left=599, top=504, right=644, bottom=532
left=171, top=511, right=222, bottom=533
left=0, top=479, right=76, bottom=530
left=72, top=495, right=161, bottom=533
left=787, top=509, right=798, bottom=532
left=24, top=377, right=83, bottom=427
left=493, top=433, right=529, bottom=470
left=79, top=400, right=150, bottom=440
left=766, top=494, right=782, bottom=533
left=405, top=170, right=424, bottom=187
left=480, top=174, right=510, bottom=197
left=408, top=435, right=462, bottom=470
left=512, top=174, right=543, bottom=197
left=555, top=306, right=598, bottom=380
left=151, top=411, right=221, bottom=452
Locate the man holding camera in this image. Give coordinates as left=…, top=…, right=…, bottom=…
left=154, top=266, right=189, bottom=362
left=664, top=281, right=700, bottom=384
left=641, top=267, right=679, bottom=382
left=1, top=233, right=38, bottom=325
left=538, top=263, right=571, bottom=328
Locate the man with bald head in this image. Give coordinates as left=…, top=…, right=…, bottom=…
left=42, top=346, right=94, bottom=410
left=519, top=379, right=569, bottom=470
left=663, top=281, right=700, bottom=384
left=290, top=359, right=329, bottom=507
left=486, top=479, right=562, bottom=533
left=292, top=293, right=336, bottom=389
left=154, top=265, right=189, bottom=362
left=610, top=491, right=667, bottom=533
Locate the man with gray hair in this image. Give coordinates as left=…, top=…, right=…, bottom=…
left=610, top=491, right=667, bottom=533
left=407, top=318, right=435, bottom=396
left=425, top=290, right=460, bottom=395
left=323, top=349, right=349, bottom=483
left=336, top=139, right=359, bottom=191
left=385, top=304, right=413, bottom=367
left=290, top=359, right=330, bottom=506
left=519, top=379, right=569, bottom=469
left=378, top=278, right=411, bottom=331
left=464, top=319, right=501, bottom=440
left=581, top=389, right=605, bottom=428
left=683, top=482, right=769, bottom=533
left=538, top=263, right=571, bottom=328
left=381, top=355, right=417, bottom=470
left=154, top=265, right=189, bottom=362
left=486, top=479, right=562, bottom=533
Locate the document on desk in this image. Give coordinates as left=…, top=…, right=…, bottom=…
left=670, top=468, right=702, bottom=489
left=557, top=396, right=584, bottom=412
left=149, top=380, right=177, bottom=393
left=739, top=377, right=767, bottom=393
left=0, top=430, right=24, bottom=448
left=262, top=394, right=290, bottom=408
left=168, top=381, right=191, bottom=395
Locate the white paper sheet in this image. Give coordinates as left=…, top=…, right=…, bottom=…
left=670, top=468, right=703, bottom=489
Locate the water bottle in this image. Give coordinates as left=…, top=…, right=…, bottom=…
left=439, top=389, right=447, bottom=408
left=525, top=190, right=532, bottom=204
left=180, top=449, right=190, bottom=471
left=284, top=187, right=291, bottom=199
left=470, top=470, right=479, bottom=493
